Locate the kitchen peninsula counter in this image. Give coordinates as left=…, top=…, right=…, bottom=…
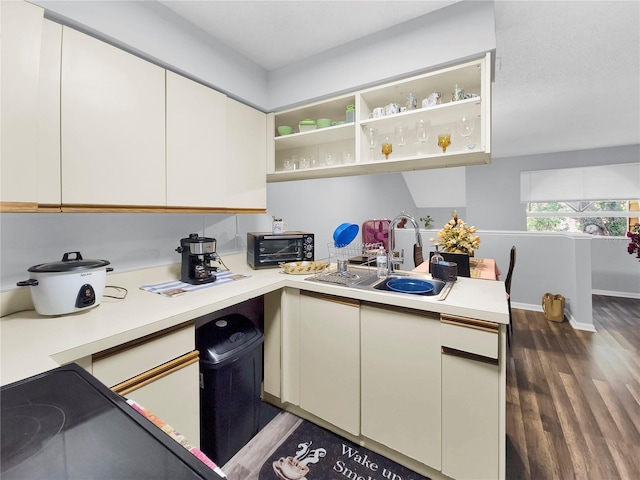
left=0, top=253, right=508, bottom=386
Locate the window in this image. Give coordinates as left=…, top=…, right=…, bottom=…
left=526, top=200, right=639, bottom=236
left=520, top=163, right=639, bottom=236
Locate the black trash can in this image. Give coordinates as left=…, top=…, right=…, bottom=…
left=197, top=313, right=264, bottom=466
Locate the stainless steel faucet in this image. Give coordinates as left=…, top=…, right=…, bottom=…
left=388, top=212, right=423, bottom=273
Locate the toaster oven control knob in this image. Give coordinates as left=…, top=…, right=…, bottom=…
left=305, top=252, right=313, bottom=258
left=305, top=237, right=313, bottom=243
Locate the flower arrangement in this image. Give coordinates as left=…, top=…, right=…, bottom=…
left=627, top=223, right=640, bottom=260
left=429, top=211, right=480, bottom=255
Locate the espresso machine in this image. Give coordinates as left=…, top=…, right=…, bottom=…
left=176, top=233, right=220, bottom=285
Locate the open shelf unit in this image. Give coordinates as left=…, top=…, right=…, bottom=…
left=267, top=52, right=491, bottom=182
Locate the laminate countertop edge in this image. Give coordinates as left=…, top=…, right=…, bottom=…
left=0, top=253, right=508, bottom=386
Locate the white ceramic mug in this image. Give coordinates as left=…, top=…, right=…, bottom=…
left=385, top=103, right=399, bottom=115
left=368, top=107, right=386, bottom=119
left=272, top=221, right=287, bottom=234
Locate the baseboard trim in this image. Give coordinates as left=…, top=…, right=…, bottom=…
left=511, top=302, right=597, bottom=332
left=592, top=289, right=640, bottom=299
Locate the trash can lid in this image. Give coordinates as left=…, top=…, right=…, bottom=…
left=197, top=313, right=263, bottom=366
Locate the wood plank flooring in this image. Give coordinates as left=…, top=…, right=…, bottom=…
left=507, top=295, right=640, bottom=479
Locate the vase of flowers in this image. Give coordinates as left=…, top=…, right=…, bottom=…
left=627, top=223, right=640, bottom=260
left=429, top=211, right=480, bottom=255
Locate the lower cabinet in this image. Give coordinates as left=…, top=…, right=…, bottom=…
left=441, top=315, right=501, bottom=480
left=360, top=303, right=442, bottom=469
left=91, top=324, right=200, bottom=446
left=299, top=291, right=360, bottom=436
left=267, top=290, right=504, bottom=479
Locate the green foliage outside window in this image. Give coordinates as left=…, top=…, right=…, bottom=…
left=527, top=201, right=634, bottom=236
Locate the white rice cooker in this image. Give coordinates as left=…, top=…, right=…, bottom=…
left=17, top=252, right=112, bottom=316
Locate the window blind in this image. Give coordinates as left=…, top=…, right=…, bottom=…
left=520, top=163, right=640, bottom=202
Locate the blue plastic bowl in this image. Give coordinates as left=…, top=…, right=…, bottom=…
left=386, top=278, right=434, bottom=295
left=333, top=223, right=359, bottom=247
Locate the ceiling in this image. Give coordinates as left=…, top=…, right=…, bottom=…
left=159, top=0, right=638, bottom=159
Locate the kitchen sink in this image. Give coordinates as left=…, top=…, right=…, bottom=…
left=305, top=266, right=453, bottom=301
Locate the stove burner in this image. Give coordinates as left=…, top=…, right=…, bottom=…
left=1, top=404, right=65, bottom=473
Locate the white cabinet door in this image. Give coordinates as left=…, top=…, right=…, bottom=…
left=440, top=316, right=501, bottom=480
left=92, top=325, right=198, bottom=446
left=263, top=290, right=282, bottom=398
left=0, top=0, right=43, bottom=210
left=299, top=292, right=360, bottom=436
left=225, top=97, right=266, bottom=210
left=360, top=304, right=442, bottom=469
left=166, top=71, right=227, bottom=208
left=441, top=352, right=500, bottom=480
left=61, top=27, right=165, bottom=207
left=37, top=19, right=62, bottom=208
left=125, top=360, right=200, bottom=448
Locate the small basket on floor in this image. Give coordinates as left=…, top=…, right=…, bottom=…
left=542, top=293, right=565, bottom=322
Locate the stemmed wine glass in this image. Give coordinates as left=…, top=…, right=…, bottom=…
left=367, top=127, right=378, bottom=160
left=457, top=116, right=476, bottom=149
left=415, top=120, right=429, bottom=155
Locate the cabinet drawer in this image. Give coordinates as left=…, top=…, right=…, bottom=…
left=93, top=324, right=195, bottom=388
left=440, top=315, right=498, bottom=360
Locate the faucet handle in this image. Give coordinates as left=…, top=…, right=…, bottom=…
left=390, top=249, right=404, bottom=265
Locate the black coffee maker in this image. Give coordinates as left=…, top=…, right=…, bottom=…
left=176, top=233, right=219, bottom=285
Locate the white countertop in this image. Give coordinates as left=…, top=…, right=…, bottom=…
left=0, top=253, right=508, bottom=386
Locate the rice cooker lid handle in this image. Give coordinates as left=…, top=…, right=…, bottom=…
left=27, top=251, right=111, bottom=273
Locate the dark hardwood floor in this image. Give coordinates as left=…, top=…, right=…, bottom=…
left=506, top=295, right=640, bottom=479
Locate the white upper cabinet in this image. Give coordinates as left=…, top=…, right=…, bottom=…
left=268, top=53, right=492, bottom=182
left=225, top=97, right=267, bottom=210
left=37, top=20, right=63, bottom=209
left=0, top=1, right=44, bottom=210
left=166, top=71, right=227, bottom=209
left=61, top=27, right=166, bottom=208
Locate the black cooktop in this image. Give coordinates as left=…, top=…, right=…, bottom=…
left=1, top=363, right=218, bottom=479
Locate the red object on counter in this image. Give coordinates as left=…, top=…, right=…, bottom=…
left=362, top=219, right=390, bottom=250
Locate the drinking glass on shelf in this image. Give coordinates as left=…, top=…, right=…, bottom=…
left=415, top=120, right=429, bottom=154
left=437, top=128, right=452, bottom=153
left=325, top=152, right=336, bottom=166
left=381, top=136, right=393, bottom=159
left=367, top=127, right=378, bottom=160
left=457, top=116, right=476, bottom=149
left=341, top=151, right=354, bottom=164
left=395, top=126, right=408, bottom=147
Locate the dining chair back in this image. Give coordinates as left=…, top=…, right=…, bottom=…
left=428, top=251, right=471, bottom=277
left=504, top=246, right=516, bottom=347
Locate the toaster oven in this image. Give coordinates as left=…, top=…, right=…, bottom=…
left=247, top=232, right=314, bottom=269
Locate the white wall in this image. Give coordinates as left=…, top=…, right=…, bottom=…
left=267, top=1, right=496, bottom=110
left=0, top=213, right=240, bottom=289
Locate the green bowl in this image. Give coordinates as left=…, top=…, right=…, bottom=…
left=277, top=125, right=293, bottom=135
left=317, top=118, right=332, bottom=128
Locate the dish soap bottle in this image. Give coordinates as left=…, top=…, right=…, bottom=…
left=376, top=247, right=388, bottom=278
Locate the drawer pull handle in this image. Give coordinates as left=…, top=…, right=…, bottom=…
left=442, top=346, right=498, bottom=366
left=441, top=315, right=499, bottom=334
left=112, top=350, right=199, bottom=395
